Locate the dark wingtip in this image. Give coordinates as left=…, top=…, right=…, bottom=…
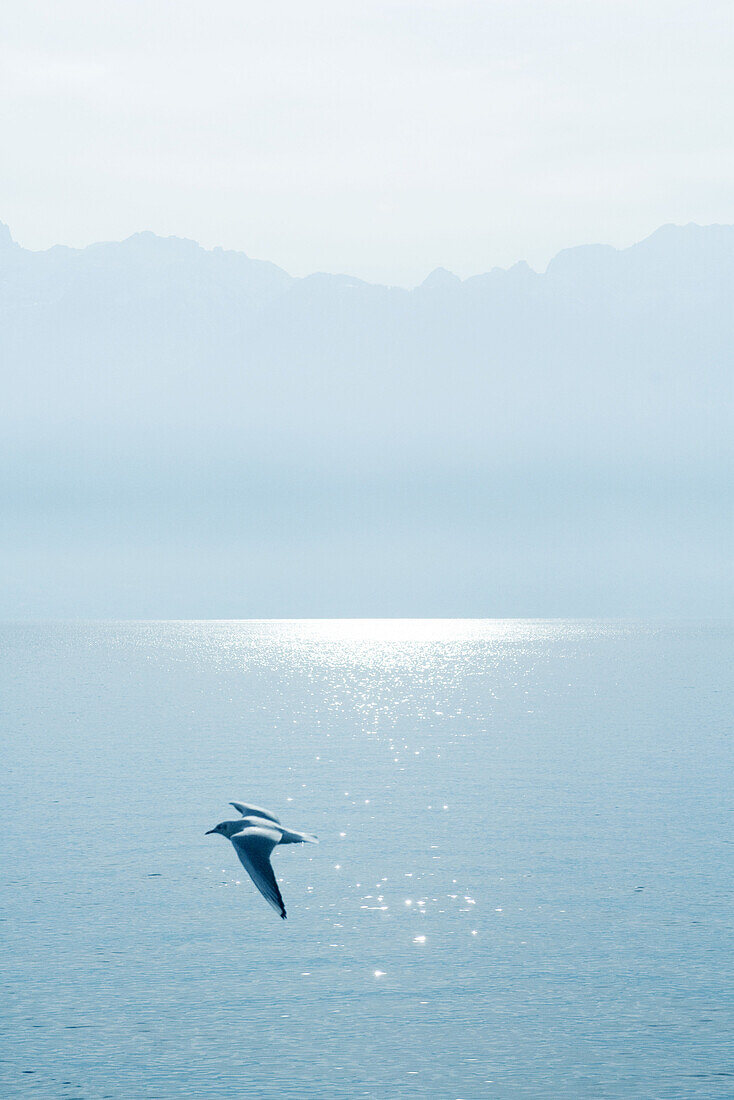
left=282, top=910, right=287, bottom=920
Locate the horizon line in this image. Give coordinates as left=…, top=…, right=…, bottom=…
left=2, top=218, right=731, bottom=290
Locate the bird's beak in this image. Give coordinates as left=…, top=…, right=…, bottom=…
left=205, top=828, right=216, bottom=835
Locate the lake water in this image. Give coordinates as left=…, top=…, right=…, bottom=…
left=1, top=620, right=732, bottom=1098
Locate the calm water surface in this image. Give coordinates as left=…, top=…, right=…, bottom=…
left=1, top=620, right=732, bottom=1098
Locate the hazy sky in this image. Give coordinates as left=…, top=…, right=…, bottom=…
left=3, top=1, right=734, bottom=283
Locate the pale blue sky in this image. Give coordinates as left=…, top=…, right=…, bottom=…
left=3, top=0, right=734, bottom=284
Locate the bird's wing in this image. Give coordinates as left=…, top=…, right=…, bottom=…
left=276, top=827, right=318, bottom=845
left=230, top=827, right=287, bottom=919
left=229, top=802, right=281, bottom=825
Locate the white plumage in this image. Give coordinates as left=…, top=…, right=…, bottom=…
left=206, top=803, right=318, bottom=919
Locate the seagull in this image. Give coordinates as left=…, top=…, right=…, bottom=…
left=206, top=809, right=317, bottom=920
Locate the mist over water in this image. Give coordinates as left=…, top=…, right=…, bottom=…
left=2, top=620, right=732, bottom=1098
left=2, top=222, right=732, bottom=618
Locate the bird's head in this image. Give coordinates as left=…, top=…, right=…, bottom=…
left=205, top=820, right=246, bottom=838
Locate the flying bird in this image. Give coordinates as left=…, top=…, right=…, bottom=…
left=206, top=805, right=317, bottom=919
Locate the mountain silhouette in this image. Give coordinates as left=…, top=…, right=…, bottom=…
left=1, top=222, right=730, bottom=617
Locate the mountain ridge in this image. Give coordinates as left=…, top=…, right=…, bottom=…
left=1, top=218, right=730, bottom=617
left=2, top=219, right=732, bottom=291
